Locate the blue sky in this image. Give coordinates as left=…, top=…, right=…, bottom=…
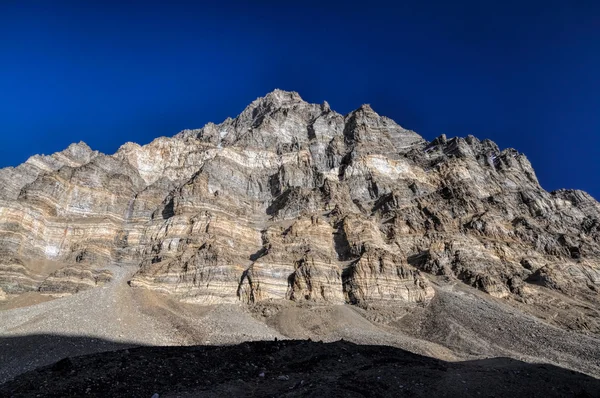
left=1, top=0, right=598, bottom=198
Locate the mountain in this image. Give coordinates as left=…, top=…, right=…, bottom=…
left=1, top=89, right=600, bottom=385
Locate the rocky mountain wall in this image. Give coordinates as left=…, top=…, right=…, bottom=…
left=1, top=90, right=598, bottom=333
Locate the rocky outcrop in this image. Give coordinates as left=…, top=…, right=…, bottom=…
left=38, top=266, right=112, bottom=295
left=0, top=257, right=41, bottom=294
left=344, top=248, right=434, bottom=304
left=0, top=89, right=599, bottom=333
left=0, top=254, right=111, bottom=297
left=238, top=215, right=345, bottom=304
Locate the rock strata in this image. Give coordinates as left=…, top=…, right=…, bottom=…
left=0, top=89, right=598, bottom=334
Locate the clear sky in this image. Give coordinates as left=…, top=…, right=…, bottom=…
left=1, top=1, right=598, bottom=198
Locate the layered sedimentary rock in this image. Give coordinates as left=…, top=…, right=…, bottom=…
left=0, top=256, right=112, bottom=297
left=0, top=142, right=98, bottom=201
left=38, top=266, right=112, bottom=295
left=0, top=89, right=599, bottom=331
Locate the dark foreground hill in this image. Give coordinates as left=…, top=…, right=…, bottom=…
left=1, top=339, right=599, bottom=398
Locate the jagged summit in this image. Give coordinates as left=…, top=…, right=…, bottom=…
left=255, top=88, right=304, bottom=105
left=353, top=103, right=375, bottom=113
left=236, top=89, right=308, bottom=122
left=174, top=89, right=424, bottom=159
left=1, top=91, right=600, bottom=381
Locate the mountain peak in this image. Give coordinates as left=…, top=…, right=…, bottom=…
left=249, top=89, right=306, bottom=109
left=357, top=103, right=375, bottom=113
left=264, top=88, right=303, bottom=100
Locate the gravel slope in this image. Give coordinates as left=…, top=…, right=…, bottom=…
left=0, top=265, right=284, bottom=384
left=2, top=268, right=600, bottom=386
left=0, top=265, right=172, bottom=383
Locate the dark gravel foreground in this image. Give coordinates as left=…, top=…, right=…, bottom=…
left=1, top=340, right=599, bottom=398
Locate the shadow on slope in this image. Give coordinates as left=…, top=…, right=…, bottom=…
left=1, top=337, right=599, bottom=398
left=0, top=334, right=139, bottom=386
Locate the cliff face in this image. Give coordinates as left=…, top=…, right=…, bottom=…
left=0, top=90, right=599, bottom=332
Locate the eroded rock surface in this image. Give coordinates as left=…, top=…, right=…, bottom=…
left=0, top=89, right=599, bottom=334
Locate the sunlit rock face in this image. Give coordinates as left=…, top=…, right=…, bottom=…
left=1, top=89, right=599, bottom=325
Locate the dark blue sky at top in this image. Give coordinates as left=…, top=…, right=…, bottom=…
left=1, top=0, right=599, bottom=198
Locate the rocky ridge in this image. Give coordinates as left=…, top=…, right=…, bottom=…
left=0, top=89, right=599, bottom=336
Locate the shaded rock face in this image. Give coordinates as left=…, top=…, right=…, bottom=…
left=0, top=89, right=599, bottom=325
